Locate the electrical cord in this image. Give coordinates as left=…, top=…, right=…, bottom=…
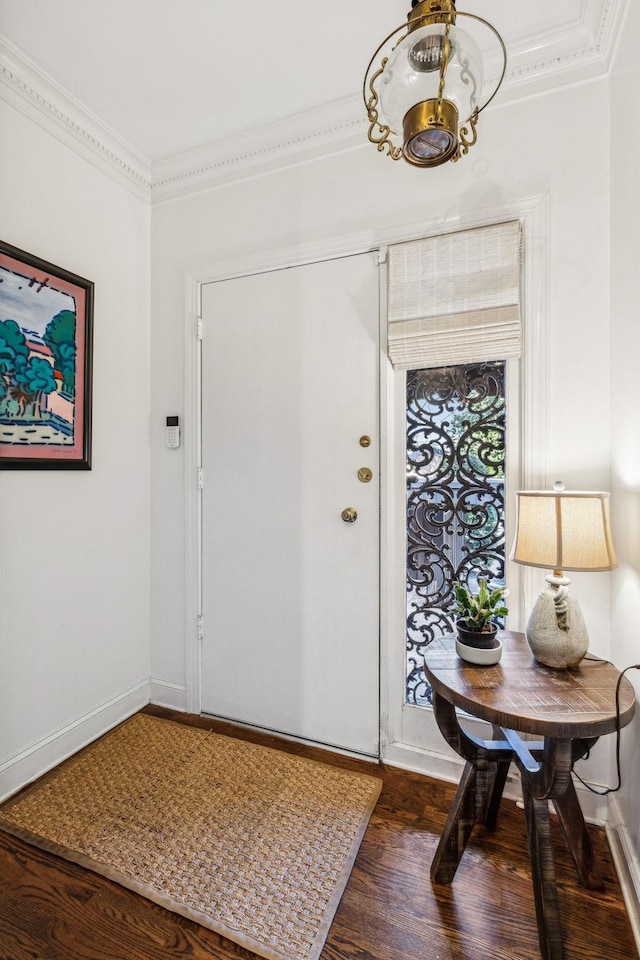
left=570, top=659, right=640, bottom=796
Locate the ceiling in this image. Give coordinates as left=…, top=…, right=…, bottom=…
left=0, top=0, right=624, bottom=169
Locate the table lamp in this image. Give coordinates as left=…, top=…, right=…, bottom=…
left=509, top=483, right=617, bottom=668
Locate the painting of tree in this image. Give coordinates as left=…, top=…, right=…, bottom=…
left=0, top=319, right=57, bottom=419
left=44, top=309, right=76, bottom=397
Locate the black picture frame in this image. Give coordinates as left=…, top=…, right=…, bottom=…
left=0, top=240, right=94, bottom=469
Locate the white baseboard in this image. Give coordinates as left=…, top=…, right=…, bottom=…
left=382, top=739, right=614, bottom=824
left=383, top=739, right=522, bottom=802
left=384, top=738, right=468, bottom=783
left=149, top=676, right=188, bottom=712
left=0, top=678, right=150, bottom=802
left=607, top=797, right=640, bottom=954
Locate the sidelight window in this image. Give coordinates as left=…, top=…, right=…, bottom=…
left=385, top=220, right=522, bottom=710
left=405, top=361, right=506, bottom=706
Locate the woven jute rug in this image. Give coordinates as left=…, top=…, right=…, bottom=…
left=0, top=713, right=382, bottom=960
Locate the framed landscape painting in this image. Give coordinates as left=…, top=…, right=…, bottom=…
left=0, top=241, right=94, bottom=469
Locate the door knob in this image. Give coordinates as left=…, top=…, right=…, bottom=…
left=341, top=507, right=358, bottom=523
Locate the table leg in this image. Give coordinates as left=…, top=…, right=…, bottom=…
left=521, top=776, right=565, bottom=960
left=431, top=755, right=506, bottom=883
left=430, top=691, right=515, bottom=882
left=431, top=760, right=477, bottom=883
left=481, top=725, right=512, bottom=831
left=552, top=779, right=604, bottom=890
left=482, top=759, right=511, bottom=831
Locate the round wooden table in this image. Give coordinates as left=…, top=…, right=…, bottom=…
left=423, top=631, right=636, bottom=960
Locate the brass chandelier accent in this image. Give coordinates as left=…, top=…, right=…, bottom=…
left=364, top=0, right=507, bottom=167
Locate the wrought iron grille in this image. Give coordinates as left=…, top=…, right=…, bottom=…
left=406, top=362, right=506, bottom=706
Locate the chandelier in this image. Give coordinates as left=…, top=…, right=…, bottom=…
left=363, top=0, right=507, bottom=167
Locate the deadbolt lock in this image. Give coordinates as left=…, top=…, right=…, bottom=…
left=341, top=507, right=358, bottom=523
left=359, top=435, right=371, bottom=447
left=357, top=467, right=373, bottom=483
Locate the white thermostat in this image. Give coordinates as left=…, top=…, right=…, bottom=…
left=166, top=415, right=180, bottom=448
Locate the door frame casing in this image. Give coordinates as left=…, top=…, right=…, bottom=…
left=182, top=194, right=549, bottom=767
left=183, top=230, right=400, bottom=719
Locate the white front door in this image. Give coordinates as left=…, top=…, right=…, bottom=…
left=200, top=253, right=380, bottom=756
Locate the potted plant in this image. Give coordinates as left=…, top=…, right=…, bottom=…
left=451, top=578, right=509, bottom=650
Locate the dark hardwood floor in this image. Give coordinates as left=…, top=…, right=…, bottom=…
left=0, top=704, right=637, bottom=960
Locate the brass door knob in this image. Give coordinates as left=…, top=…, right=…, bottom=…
left=341, top=507, right=358, bottom=523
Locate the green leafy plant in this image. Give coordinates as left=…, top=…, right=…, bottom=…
left=451, top=578, right=508, bottom=632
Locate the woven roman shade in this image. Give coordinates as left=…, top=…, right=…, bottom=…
left=387, top=220, right=522, bottom=370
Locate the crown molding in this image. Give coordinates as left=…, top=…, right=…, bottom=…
left=489, top=0, right=627, bottom=105
left=152, top=0, right=626, bottom=202
left=0, top=36, right=151, bottom=203
left=0, top=0, right=629, bottom=206
left=150, top=96, right=365, bottom=204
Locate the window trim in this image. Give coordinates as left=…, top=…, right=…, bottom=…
left=379, top=194, right=549, bottom=774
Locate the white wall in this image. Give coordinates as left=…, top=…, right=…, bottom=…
left=0, top=100, right=151, bottom=798
left=2, top=16, right=635, bottom=891
left=151, top=78, right=613, bottom=712
left=610, top=0, right=640, bottom=887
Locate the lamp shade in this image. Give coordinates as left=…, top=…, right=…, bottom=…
left=510, top=490, right=617, bottom=572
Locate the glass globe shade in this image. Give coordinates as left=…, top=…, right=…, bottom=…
left=378, top=22, right=484, bottom=138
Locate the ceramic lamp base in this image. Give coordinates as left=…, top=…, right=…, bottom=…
left=525, top=581, right=589, bottom=669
